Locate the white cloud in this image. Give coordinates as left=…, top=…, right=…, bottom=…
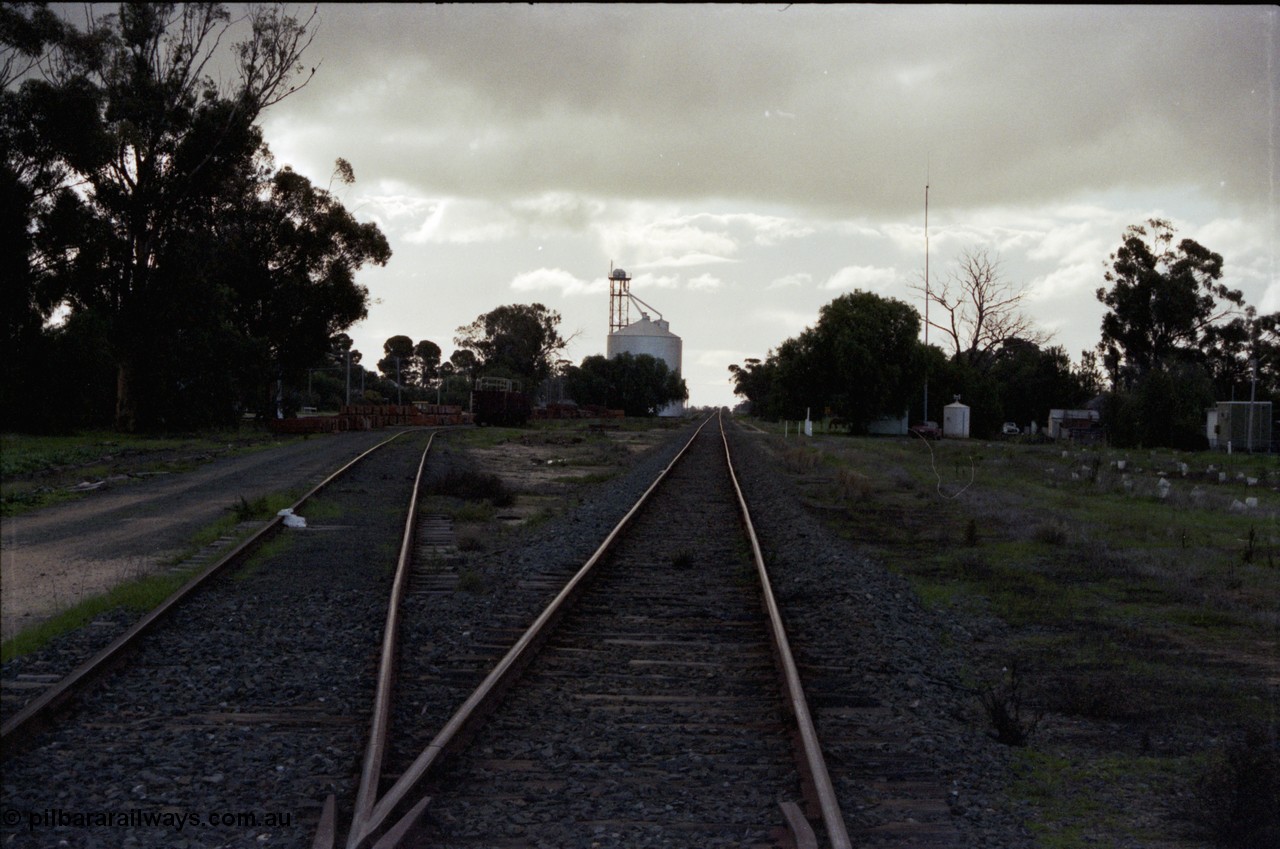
left=768, top=272, right=811, bottom=289
left=510, top=268, right=603, bottom=297
left=1260, top=282, right=1280, bottom=313
left=687, top=273, right=724, bottom=291
left=595, top=209, right=741, bottom=267
left=637, top=254, right=739, bottom=269
left=632, top=272, right=681, bottom=291
left=824, top=265, right=899, bottom=292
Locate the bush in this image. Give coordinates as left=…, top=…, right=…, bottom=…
left=979, top=664, right=1041, bottom=746
left=1191, top=724, right=1280, bottom=848
left=432, top=469, right=515, bottom=507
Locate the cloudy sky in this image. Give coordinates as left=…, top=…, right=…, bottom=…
left=253, top=4, right=1276, bottom=410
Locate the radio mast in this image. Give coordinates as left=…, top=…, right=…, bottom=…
left=923, top=177, right=930, bottom=423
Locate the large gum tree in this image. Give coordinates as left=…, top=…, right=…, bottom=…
left=4, top=2, right=388, bottom=430
left=1096, top=218, right=1242, bottom=387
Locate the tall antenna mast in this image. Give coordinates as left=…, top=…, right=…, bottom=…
left=923, top=172, right=930, bottom=423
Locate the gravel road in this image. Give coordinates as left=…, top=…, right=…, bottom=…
left=1, top=429, right=402, bottom=641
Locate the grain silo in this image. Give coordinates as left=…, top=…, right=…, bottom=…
left=606, top=267, right=685, bottom=416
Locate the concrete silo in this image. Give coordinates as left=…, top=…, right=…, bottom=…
left=606, top=267, right=685, bottom=417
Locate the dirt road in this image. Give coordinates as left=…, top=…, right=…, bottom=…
left=0, top=429, right=404, bottom=641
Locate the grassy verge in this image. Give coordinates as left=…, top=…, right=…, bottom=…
left=1, top=427, right=299, bottom=516
left=1, top=491, right=290, bottom=663
left=1, top=566, right=198, bottom=664
left=759, top=427, right=1279, bottom=847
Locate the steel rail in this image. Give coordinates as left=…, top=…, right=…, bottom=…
left=1, top=429, right=418, bottom=754
left=343, top=432, right=436, bottom=845
left=336, top=415, right=716, bottom=849
left=718, top=413, right=853, bottom=849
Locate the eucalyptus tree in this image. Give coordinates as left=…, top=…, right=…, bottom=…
left=1095, top=219, right=1245, bottom=448
left=216, top=165, right=389, bottom=420
left=414, top=339, right=442, bottom=387
left=1096, top=218, right=1242, bottom=388
left=731, top=291, right=925, bottom=428
left=566, top=352, right=687, bottom=417
left=454, top=303, right=569, bottom=389
left=5, top=2, right=336, bottom=429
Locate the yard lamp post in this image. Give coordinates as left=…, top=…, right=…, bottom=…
left=393, top=356, right=402, bottom=405
left=1247, top=358, right=1258, bottom=452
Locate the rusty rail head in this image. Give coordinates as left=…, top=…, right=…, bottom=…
left=343, top=432, right=436, bottom=845
left=343, top=415, right=717, bottom=849
left=717, top=411, right=852, bottom=849
left=1, top=429, right=417, bottom=756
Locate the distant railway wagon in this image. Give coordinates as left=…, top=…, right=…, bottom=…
left=471, top=377, right=532, bottom=426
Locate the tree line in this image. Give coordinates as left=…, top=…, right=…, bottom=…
left=731, top=219, right=1280, bottom=450
left=339, top=302, right=687, bottom=418
left=3, top=2, right=389, bottom=432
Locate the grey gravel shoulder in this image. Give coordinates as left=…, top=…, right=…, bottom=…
left=726, top=425, right=1035, bottom=847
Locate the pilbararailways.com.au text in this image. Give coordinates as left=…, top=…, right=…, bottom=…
left=4, top=807, right=294, bottom=832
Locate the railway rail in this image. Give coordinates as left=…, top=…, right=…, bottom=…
left=320, top=412, right=850, bottom=849
left=0, top=429, right=432, bottom=754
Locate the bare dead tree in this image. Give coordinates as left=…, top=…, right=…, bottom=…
left=910, top=248, right=1049, bottom=365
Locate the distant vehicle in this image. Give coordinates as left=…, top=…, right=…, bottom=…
left=1002, top=422, right=1020, bottom=436
left=910, top=420, right=941, bottom=440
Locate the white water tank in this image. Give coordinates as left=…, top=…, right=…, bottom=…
left=607, top=316, right=684, bottom=416
left=943, top=400, right=971, bottom=438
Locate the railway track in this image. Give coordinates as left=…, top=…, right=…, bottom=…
left=0, top=429, right=430, bottom=752
left=325, top=413, right=849, bottom=849
left=0, top=429, right=448, bottom=849
left=3, top=416, right=980, bottom=848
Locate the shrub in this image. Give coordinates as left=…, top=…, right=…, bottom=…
left=233, top=495, right=270, bottom=521
left=456, top=568, right=489, bottom=594
left=1033, top=521, right=1069, bottom=546
left=780, top=445, right=821, bottom=473
left=432, top=469, right=515, bottom=507
left=979, top=664, right=1041, bottom=746
left=1190, top=724, right=1280, bottom=848
left=835, top=468, right=872, bottom=501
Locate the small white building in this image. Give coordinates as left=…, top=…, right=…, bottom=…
left=1207, top=401, right=1272, bottom=451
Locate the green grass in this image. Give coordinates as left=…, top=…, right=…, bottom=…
left=2, top=489, right=299, bottom=662
left=1, top=565, right=200, bottom=664
left=1, top=428, right=288, bottom=477
left=1012, top=748, right=1188, bottom=849
left=451, top=501, right=497, bottom=523
left=160, top=492, right=298, bottom=566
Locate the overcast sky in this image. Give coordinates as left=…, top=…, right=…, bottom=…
left=254, top=4, right=1277, bottom=410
